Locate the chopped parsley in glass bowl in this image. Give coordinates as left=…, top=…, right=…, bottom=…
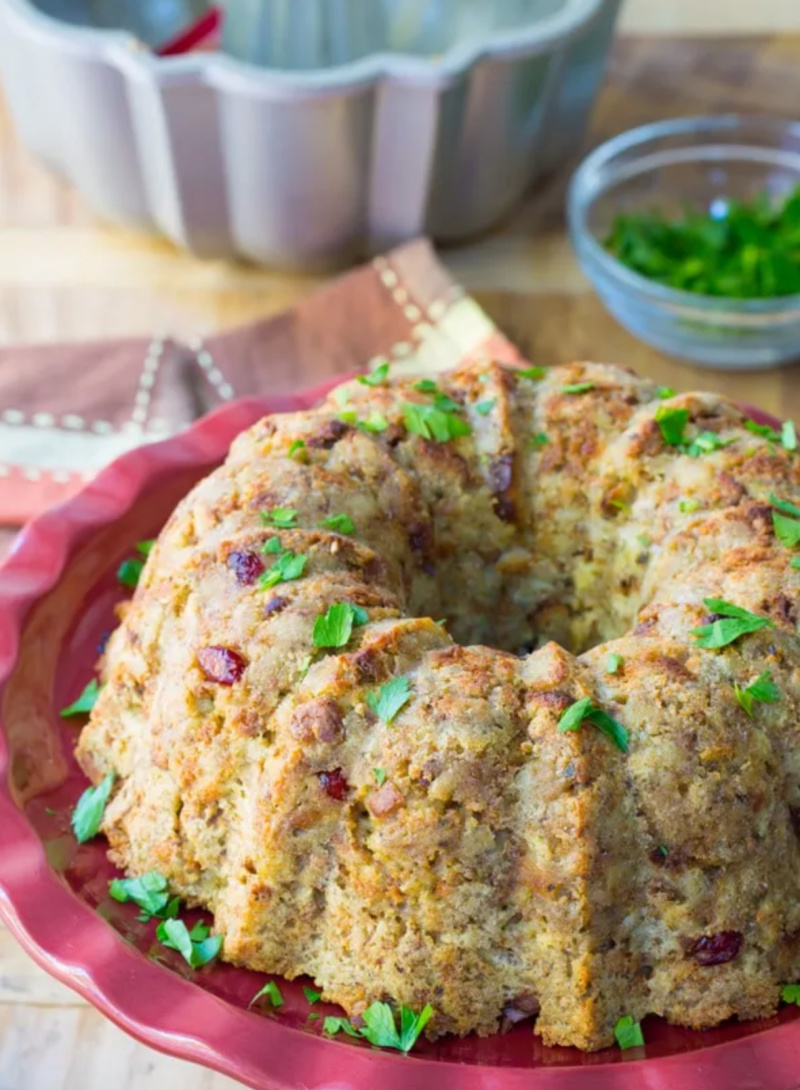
left=568, top=115, right=800, bottom=369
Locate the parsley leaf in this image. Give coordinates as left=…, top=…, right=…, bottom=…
left=323, top=1016, right=360, bottom=1039
left=117, top=557, right=144, bottom=589
left=562, top=382, right=594, bottom=394
left=60, top=678, right=101, bottom=718
left=679, top=498, right=701, bottom=513
left=373, top=768, right=387, bottom=787
left=606, top=653, right=623, bottom=675
left=781, top=984, right=800, bottom=1005
left=319, top=513, right=355, bottom=535
left=745, top=419, right=781, bottom=441
left=783, top=420, right=798, bottom=451
left=657, top=385, right=675, bottom=399
left=367, top=676, right=412, bottom=724
left=156, top=918, right=222, bottom=969
left=250, top=981, right=284, bottom=1008
left=261, top=508, right=298, bottom=529
left=313, top=603, right=368, bottom=648
left=262, top=537, right=283, bottom=555
left=413, top=379, right=438, bottom=394
left=403, top=402, right=471, bottom=442
left=259, top=550, right=307, bottom=589
left=685, top=431, right=733, bottom=457
left=137, top=539, right=156, bottom=556
left=358, top=362, right=390, bottom=387
left=432, top=393, right=461, bottom=413
left=288, top=439, right=306, bottom=459
left=303, top=986, right=322, bottom=1004
left=529, top=432, right=549, bottom=447
left=773, top=511, right=800, bottom=548
left=792, top=557, right=800, bottom=570
left=654, top=405, right=689, bottom=446
left=364, top=1001, right=434, bottom=1052
left=109, top=872, right=174, bottom=920
left=72, top=773, right=115, bottom=843
left=557, top=697, right=628, bottom=752
left=734, top=670, right=780, bottom=716
left=359, top=411, right=390, bottom=434
left=690, top=598, right=774, bottom=649
left=475, top=399, right=495, bottom=416
left=614, top=1015, right=644, bottom=1050
left=772, top=493, right=800, bottom=518
left=518, top=367, right=547, bottom=381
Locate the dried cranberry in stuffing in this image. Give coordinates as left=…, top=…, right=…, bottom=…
left=227, top=551, right=264, bottom=586
left=687, top=931, right=743, bottom=966
left=197, top=646, right=247, bottom=685
left=318, top=768, right=349, bottom=800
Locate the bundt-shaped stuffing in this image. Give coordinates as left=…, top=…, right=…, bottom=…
left=76, top=360, right=800, bottom=1050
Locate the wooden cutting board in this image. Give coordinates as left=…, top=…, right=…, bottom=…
left=2, top=31, right=800, bottom=1090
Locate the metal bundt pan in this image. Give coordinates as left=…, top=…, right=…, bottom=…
left=0, top=0, right=620, bottom=268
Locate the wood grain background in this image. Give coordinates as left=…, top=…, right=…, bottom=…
left=3, top=13, right=800, bottom=1090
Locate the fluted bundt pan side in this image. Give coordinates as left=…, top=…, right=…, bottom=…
left=75, top=360, right=800, bottom=1051
left=0, top=0, right=620, bottom=266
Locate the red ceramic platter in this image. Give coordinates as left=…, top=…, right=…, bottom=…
left=1, top=385, right=800, bottom=1090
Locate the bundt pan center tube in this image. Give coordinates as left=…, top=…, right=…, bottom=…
left=76, top=359, right=800, bottom=1051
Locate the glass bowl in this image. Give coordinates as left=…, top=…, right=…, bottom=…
left=568, top=115, right=800, bottom=370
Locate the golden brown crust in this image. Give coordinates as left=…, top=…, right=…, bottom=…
left=77, top=360, right=800, bottom=1049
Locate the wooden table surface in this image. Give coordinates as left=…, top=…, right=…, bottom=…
left=3, top=7, right=800, bottom=1090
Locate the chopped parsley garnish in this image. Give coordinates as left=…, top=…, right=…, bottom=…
left=603, top=189, right=800, bottom=298
left=250, top=981, right=284, bottom=1008
left=793, top=557, right=800, bottom=570
left=60, top=678, right=101, bottom=718
left=558, top=697, right=628, bottom=752
left=606, top=653, right=623, bottom=675
left=117, top=557, right=144, bottom=589
left=518, top=367, right=547, bottom=381
left=339, top=409, right=358, bottom=425
left=685, top=431, right=734, bottom=457
left=72, top=772, right=115, bottom=843
left=413, top=379, right=438, bottom=394
left=261, top=507, right=298, bottom=529
left=288, top=439, right=307, bottom=459
left=432, top=392, right=461, bottom=414
left=367, top=676, right=412, bottom=724
left=323, top=1016, right=360, bottom=1039
left=359, top=411, right=390, bottom=434
left=334, top=386, right=350, bottom=408
left=679, top=499, right=701, bottom=513
left=373, top=768, right=387, bottom=787
left=771, top=493, right=800, bottom=518
left=298, top=654, right=313, bottom=678
left=109, top=872, right=179, bottom=921
left=156, top=918, right=222, bottom=969
left=403, top=402, right=471, bottom=443
left=319, top=513, right=355, bottom=535
left=262, top=536, right=284, bottom=555
left=690, top=598, right=774, bottom=649
left=312, top=603, right=368, bottom=648
left=562, top=382, right=594, bottom=395
left=784, top=420, right=798, bottom=451
left=308, top=1013, right=320, bottom=1021
left=734, top=670, right=780, bottom=716
left=529, top=433, right=549, bottom=447
left=475, top=399, right=495, bottom=416
left=654, top=405, right=689, bottom=446
left=614, top=1015, right=644, bottom=1050
left=323, top=1002, right=434, bottom=1053
left=781, top=984, right=800, bottom=1005
left=773, top=511, right=800, bottom=548
left=609, top=499, right=631, bottom=514
left=657, top=386, right=675, bottom=399
left=745, top=419, right=780, bottom=441
left=303, top=986, right=322, bottom=1004
left=357, top=361, right=390, bottom=387
left=117, top=539, right=155, bottom=589
left=259, top=550, right=307, bottom=589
